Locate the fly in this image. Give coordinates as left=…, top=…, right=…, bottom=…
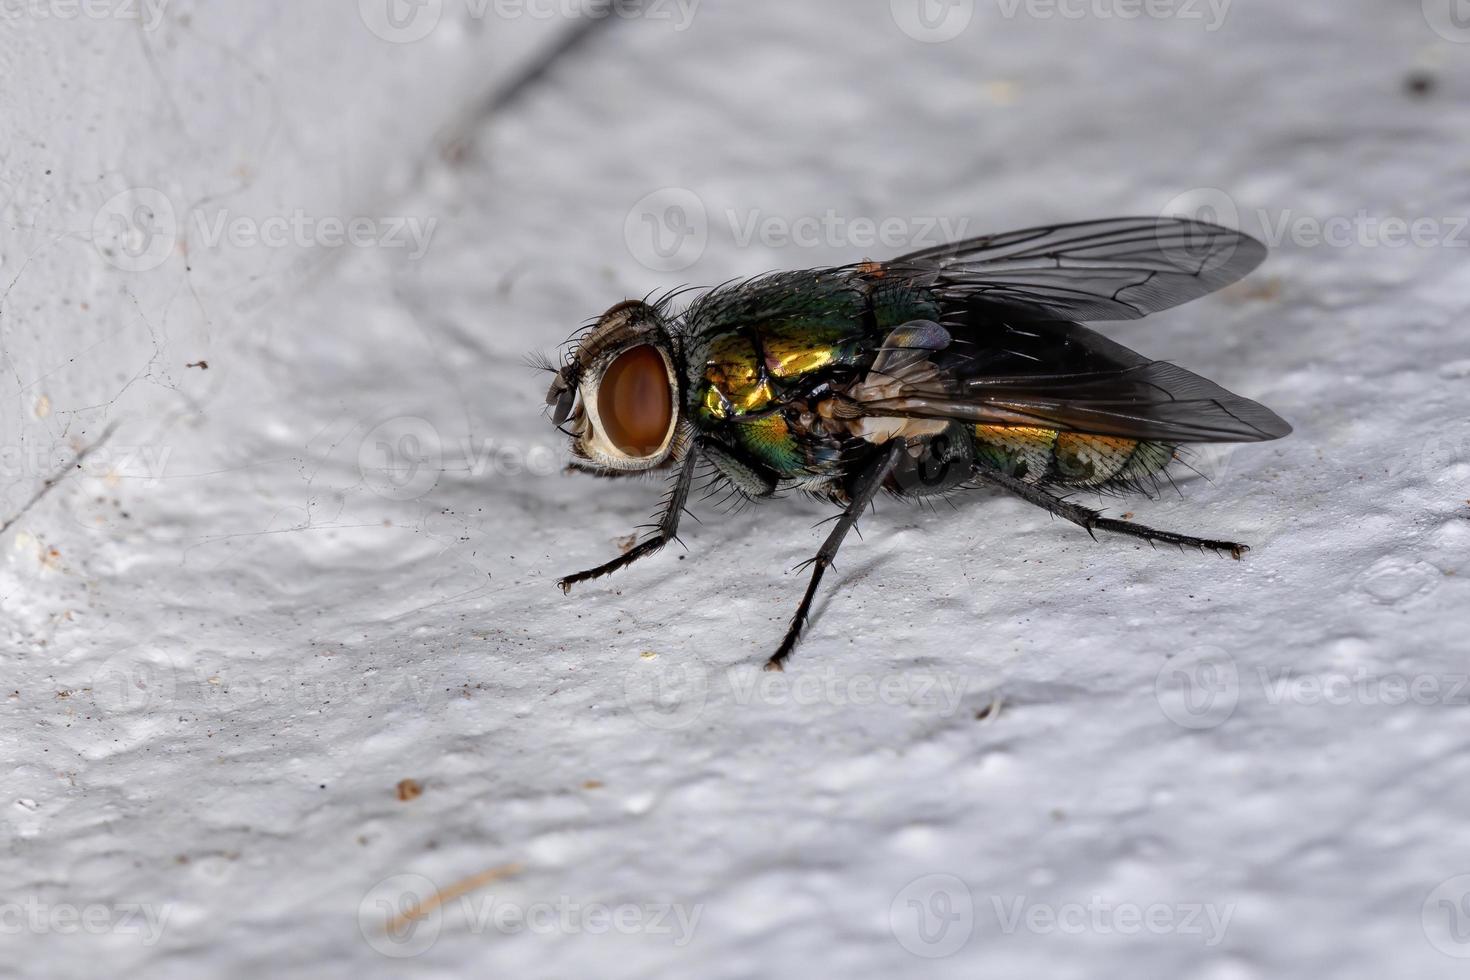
left=539, top=218, right=1291, bottom=671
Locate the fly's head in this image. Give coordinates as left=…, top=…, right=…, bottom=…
left=544, top=300, right=683, bottom=474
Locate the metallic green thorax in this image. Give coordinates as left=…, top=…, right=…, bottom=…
left=684, top=269, right=939, bottom=483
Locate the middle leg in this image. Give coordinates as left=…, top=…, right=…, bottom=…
left=765, top=442, right=905, bottom=672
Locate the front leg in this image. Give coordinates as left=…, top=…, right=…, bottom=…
left=557, top=447, right=700, bottom=594
left=766, top=441, right=905, bottom=672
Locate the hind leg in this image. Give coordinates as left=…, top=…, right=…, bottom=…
left=975, top=467, right=1249, bottom=560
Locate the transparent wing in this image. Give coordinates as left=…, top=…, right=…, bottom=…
left=878, top=217, right=1267, bottom=322
left=852, top=320, right=1291, bottom=444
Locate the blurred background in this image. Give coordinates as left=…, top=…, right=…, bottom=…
left=2, top=1, right=1468, bottom=977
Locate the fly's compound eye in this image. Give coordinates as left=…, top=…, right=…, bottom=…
left=597, top=345, right=673, bottom=457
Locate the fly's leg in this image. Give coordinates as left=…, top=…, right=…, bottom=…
left=766, top=442, right=905, bottom=673
left=557, top=448, right=700, bottom=593
left=974, top=468, right=1249, bottom=560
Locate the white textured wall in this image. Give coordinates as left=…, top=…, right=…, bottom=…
left=4, top=2, right=1470, bottom=978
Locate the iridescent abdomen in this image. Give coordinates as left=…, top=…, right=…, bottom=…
left=973, top=425, right=1175, bottom=489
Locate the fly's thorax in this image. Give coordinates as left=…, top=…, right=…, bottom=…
left=550, top=300, right=685, bottom=472
left=689, top=320, right=871, bottom=426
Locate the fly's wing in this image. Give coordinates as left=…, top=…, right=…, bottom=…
left=852, top=320, right=1291, bottom=444
left=877, top=218, right=1267, bottom=322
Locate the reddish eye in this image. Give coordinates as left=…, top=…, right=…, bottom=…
left=598, top=345, right=673, bottom=456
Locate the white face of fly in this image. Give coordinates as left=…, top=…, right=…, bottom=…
left=546, top=301, right=682, bottom=473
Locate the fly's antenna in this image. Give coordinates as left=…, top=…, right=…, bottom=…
left=524, top=350, right=562, bottom=375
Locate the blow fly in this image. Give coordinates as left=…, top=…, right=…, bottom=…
left=541, top=218, right=1290, bottom=670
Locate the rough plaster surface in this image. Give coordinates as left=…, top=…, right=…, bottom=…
left=4, top=1, right=1470, bottom=977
